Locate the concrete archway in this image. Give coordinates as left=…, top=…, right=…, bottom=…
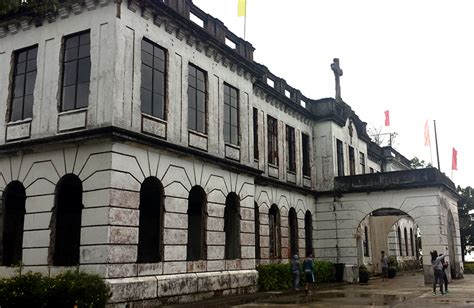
left=315, top=169, right=463, bottom=283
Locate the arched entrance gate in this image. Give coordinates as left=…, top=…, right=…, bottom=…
left=315, top=169, right=463, bottom=283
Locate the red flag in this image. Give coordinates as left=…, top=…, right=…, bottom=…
left=452, top=148, right=458, bottom=170
left=424, top=120, right=430, bottom=146
left=384, top=110, right=390, bottom=126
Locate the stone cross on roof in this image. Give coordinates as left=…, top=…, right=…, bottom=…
left=331, top=58, right=343, bottom=102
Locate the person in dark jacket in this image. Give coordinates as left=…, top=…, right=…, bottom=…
left=303, top=253, right=315, bottom=293
left=440, top=254, right=449, bottom=293
left=291, top=254, right=300, bottom=290
left=431, top=250, right=445, bottom=296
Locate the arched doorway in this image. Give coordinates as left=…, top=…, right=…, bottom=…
left=268, top=204, right=281, bottom=259
left=1, top=181, right=26, bottom=266
left=288, top=207, right=298, bottom=257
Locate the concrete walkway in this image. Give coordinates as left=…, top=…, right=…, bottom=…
left=167, top=273, right=474, bottom=307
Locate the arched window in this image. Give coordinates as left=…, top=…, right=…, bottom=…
left=410, top=228, right=414, bottom=256
left=288, top=208, right=298, bottom=257
left=404, top=228, right=409, bottom=256
left=268, top=204, right=281, bottom=258
left=254, top=202, right=261, bottom=260
left=224, top=193, right=240, bottom=259
left=304, top=210, right=313, bottom=256
left=397, top=226, right=402, bottom=256
left=2, top=181, right=26, bottom=266
left=187, top=186, right=206, bottom=261
left=137, top=177, right=164, bottom=263
left=363, top=226, right=370, bottom=257
left=51, top=174, right=83, bottom=266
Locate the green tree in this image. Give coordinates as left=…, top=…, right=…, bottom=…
left=457, top=186, right=474, bottom=261
left=410, top=156, right=433, bottom=169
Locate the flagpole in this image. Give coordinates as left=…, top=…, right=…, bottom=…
left=433, top=120, right=441, bottom=171
left=244, top=10, right=247, bottom=40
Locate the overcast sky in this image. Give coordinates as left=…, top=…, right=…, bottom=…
left=193, top=0, right=473, bottom=188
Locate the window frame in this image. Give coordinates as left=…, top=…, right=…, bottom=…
left=302, top=133, right=311, bottom=177
left=140, top=38, right=167, bottom=120
left=60, top=30, right=91, bottom=112
left=286, top=125, right=296, bottom=172
left=9, top=45, right=38, bottom=122
left=359, top=152, right=366, bottom=174
left=187, top=63, right=207, bottom=134
left=223, top=83, right=240, bottom=146
left=267, top=115, right=279, bottom=166
left=253, top=108, right=259, bottom=160
left=336, top=139, right=344, bottom=176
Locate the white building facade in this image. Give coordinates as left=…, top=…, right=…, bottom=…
left=0, top=0, right=463, bottom=305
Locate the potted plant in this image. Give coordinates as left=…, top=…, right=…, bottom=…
left=359, top=265, right=370, bottom=283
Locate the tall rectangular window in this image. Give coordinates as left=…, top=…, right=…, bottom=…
left=360, top=152, right=366, bottom=174
left=286, top=125, right=296, bottom=172
left=253, top=108, right=259, bottom=160
left=336, top=139, right=344, bottom=176
left=267, top=115, right=278, bottom=166
left=302, top=133, right=311, bottom=177
left=223, top=83, right=239, bottom=145
left=10, top=45, right=38, bottom=121
left=141, top=39, right=166, bottom=119
left=61, top=31, right=91, bottom=111
left=188, top=64, right=207, bottom=134
left=349, top=146, right=356, bottom=175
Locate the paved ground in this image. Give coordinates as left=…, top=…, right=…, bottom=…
left=167, top=273, right=474, bottom=307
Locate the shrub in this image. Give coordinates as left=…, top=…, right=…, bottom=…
left=464, top=262, right=474, bottom=274
left=314, top=260, right=335, bottom=283
left=257, top=263, right=292, bottom=291
left=388, top=256, right=398, bottom=269
left=388, top=266, right=397, bottom=278
left=359, top=265, right=370, bottom=283
left=0, top=270, right=111, bottom=308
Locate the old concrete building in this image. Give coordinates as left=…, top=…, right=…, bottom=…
left=0, top=0, right=463, bottom=305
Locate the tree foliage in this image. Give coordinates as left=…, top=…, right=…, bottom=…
left=410, top=156, right=433, bottom=169
left=457, top=185, right=474, bottom=261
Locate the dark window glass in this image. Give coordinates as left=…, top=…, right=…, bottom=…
left=304, top=211, right=313, bottom=256
left=137, top=177, right=164, bottom=263
left=268, top=204, right=281, bottom=258
left=360, top=152, right=366, bottom=174
left=302, top=133, right=311, bottom=177
left=61, top=31, right=91, bottom=111
left=223, top=83, right=239, bottom=145
left=267, top=116, right=279, bottom=166
left=286, top=125, right=296, bottom=172
left=224, top=193, right=240, bottom=259
left=188, top=64, right=207, bottom=134
left=253, top=108, right=259, bottom=160
left=288, top=208, right=298, bottom=257
left=10, top=45, right=38, bottom=121
left=255, top=202, right=261, bottom=259
left=370, top=167, right=374, bottom=174
left=364, top=226, right=370, bottom=257
left=410, top=229, right=414, bottom=256
left=398, top=227, right=403, bottom=256
left=349, top=146, right=356, bottom=175
left=336, top=139, right=344, bottom=176
left=404, top=228, right=409, bottom=256
left=187, top=186, right=207, bottom=261
left=52, top=174, right=83, bottom=266
left=141, top=38, right=167, bottom=119
left=2, top=181, right=26, bottom=266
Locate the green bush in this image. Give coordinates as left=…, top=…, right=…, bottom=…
left=388, top=266, right=397, bottom=278
left=359, top=265, right=370, bottom=283
left=0, top=271, right=111, bottom=308
left=314, top=260, right=335, bottom=283
left=257, top=263, right=292, bottom=291
left=388, top=256, right=398, bottom=269
left=464, top=262, right=474, bottom=274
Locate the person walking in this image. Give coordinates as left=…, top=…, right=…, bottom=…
left=431, top=250, right=445, bottom=296
left=381, top=251, right=388, bottom=281
left=291, top=254, right=300, bottom=291
left=303, top=253, right=315, bottom=293
left=440, top=253, right=449, bottom=293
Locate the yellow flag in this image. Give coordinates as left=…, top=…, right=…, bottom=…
left=238, top=0, right=246, bottom=16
